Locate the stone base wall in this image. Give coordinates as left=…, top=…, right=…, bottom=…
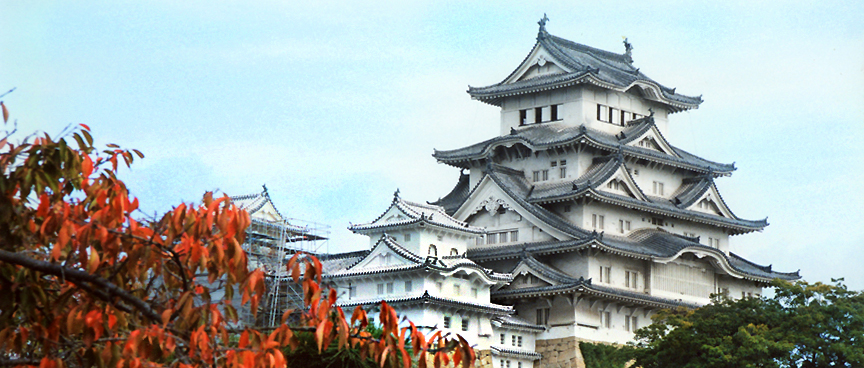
left=534, top=337, right=585, bottom=368
left=475, top=349, right=492, bottom=368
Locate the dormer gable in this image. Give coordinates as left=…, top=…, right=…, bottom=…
left=230, top=186, right=285, bottom=223
left=673, top=177, right=738, bottom=220
left=599, top=164, right=649, bottom=201
left=505, top=44, right=572, bottom=84
left=348, top=235, right=424, bottom=271
left=622, top=121, right=680, bottom=157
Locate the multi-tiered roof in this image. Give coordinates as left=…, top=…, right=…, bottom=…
left=467, top=19, right=702, bottom=112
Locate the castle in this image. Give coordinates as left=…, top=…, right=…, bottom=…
left=244, top=17, right=800, bottom=368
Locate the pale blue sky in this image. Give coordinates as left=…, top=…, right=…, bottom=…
left=2, top=1, right=863, bottom=289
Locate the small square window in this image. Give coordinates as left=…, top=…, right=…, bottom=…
left=551, top=161, right=557, bottom=167
left=564, top=204, right=571, bottom=212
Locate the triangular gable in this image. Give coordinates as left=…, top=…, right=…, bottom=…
left=504, top=43, right=574, bottom=85
left=453, top=174, right=574, bottom=241
left=231, top=189, right=285, bottom=222
left=684, top=183, right=737, bottom=219
left=509, top=262, right=556, bottom=287
left=625, top=124, right=680, bottom=157
left=348, top=237, right=423, bottom=271
left=598, top=164, right=649, bottom=201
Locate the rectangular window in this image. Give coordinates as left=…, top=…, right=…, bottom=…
left=550, top=104, right=559, bottom=121
left=499, top=232, right=508, bottom=243
left=600, top=266, right=611, bottom=283
left=386, top=282, right=394, bottom=294
left=535, top=107, right=542, bottom=124
left=550, top=161, right=557, bottom=167
left=510, top=230, right=519, bottom=242
left=560, top=167, right=566, bottom=178
left=462, top=318, right=469, bottom=331
left=623, top=111, right=632, bottom=123
left=443, top=316, right=451, bottom=329
left=533, top=171, right=540, bottom=182
left=500, top=334, right=505, bottom=344
left=517, top=336, right=523, bottom=347
left=536, top=308, right=550, bottom=325
left=542, top=170, right=549, bottom=181
left=404, top=233, right=411, bottom=242
left=436, top=282, right=443, bottom=291
left=405, top=280, right=412, bottom=292
left=511, top=335, right=517, bottom=346
left=472, top=288, right=478, bottom=298
left=453, top=285, right=461, bottom=295
left=349, top=285, right=357, bottom=299
left=597, top=104, right=609, bottom=122
left=506, top=361, right=511, bottom=368
left=601, top=311, right=611, bottom=329
left=626, top=271, right=638, bottom=289
left=625, top=315, right=630, bottom=331
left=377, top=284, right=384, bottom=295
left=564, top=204, right=571, bottom=212
left=487, top=235, right=497, bottom=245
left=598, top=215, right=605, bottom=230
left=592, top=214, right=597, bottom=228
left=652, top=181, right=665, bottom=196
left=632, top=316, right=638, bottom=331
left=619, top=219, right=624, bottom=234
left=611, top=108, right=621, bottom=125
left=520, top=109, right=528, bottom=125
left=476, top=237, right=484, bottom=245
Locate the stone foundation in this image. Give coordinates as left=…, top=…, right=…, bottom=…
left=534, top=337, right=586, bottom=368
left=475, top=349, right=492, bottom=368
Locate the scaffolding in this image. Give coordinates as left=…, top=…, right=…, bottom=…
left=241, top=216, right=330, bottom=327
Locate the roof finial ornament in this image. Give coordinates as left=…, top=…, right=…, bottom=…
left=623, top=37, right=634, bottom=63
left=537, top=14, right=549, bottom=39
left=394, top=188, right=401, bottom=200
left=648, top=107, right=655, bottom=117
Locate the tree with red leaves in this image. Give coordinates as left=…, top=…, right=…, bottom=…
left=0, top=100, right=474, bottom=368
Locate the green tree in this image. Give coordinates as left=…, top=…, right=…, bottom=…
left=631, top=279, right=864, bottom=368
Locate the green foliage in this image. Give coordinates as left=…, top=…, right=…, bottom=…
left=631, top=279, right=864, bottom=368
left=282, top=324, right=383, bottom=368
left=579, top=341, right=635, bottom=368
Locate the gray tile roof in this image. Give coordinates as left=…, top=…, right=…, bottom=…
left=491, top=277, right=699, bottom=309
left=491, top=315, right=546, bottom=332
left=336, top=290, right=514, bottom=315
left=484, top=163, right=766, bottom=233
left=324, top=236, right=512, bottom=282
left=468, top=32, right=702, bottom=112
left=433, top=120, right=735, bottom=174
left=513, top=255, right=582, bottom=284
left=468, top=228, right=800, bottom=282
left=428, top=172, right=471, bottom=216
left=490, top=346, right=543, bottom=360
left=350, top=191, right=485, bottom=235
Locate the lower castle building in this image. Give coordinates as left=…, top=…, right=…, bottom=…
left=251, top=18, right=800, bottom=368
